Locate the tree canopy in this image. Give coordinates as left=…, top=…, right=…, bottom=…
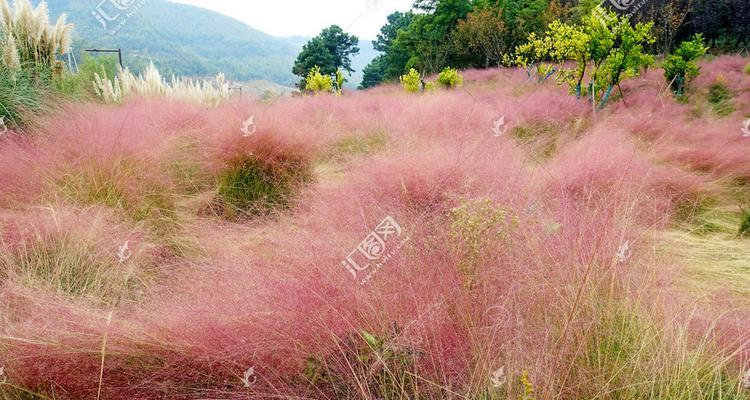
left=292, top=25, right=359, bottom=89
left=358, top=0, right=749, bottom=89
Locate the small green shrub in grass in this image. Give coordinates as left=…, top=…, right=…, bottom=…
left=400, top=68, right=422, bottom=93
left=304, top=66, right=333, bottom=94
left=55, top=54, right=119, bottom=100
left=215, top=145, right=313, bottom=219
left=707, top=78, right=735, bottom=117
left=450, top=197, right=517, bottom=289
left=744, top=63, right=750, bottom=75
left=739, top=209, right=750, bottom=237
left=437, top=67, right=463, bottom=89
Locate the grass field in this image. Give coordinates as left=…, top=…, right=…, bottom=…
left=0, top=56, right=749, bottom=399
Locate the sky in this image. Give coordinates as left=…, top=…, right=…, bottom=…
left=168, top=0, right=414, bottom=40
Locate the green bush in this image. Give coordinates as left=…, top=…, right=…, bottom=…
left=399, top=68, right=422, bottom=93
left=740, top=209, right=750, bottom=237
left=744, top=63, right=750, bottom=75
left=215, top=142, right=313, bottom=219
left=56, top=54, right=119, bottom=100
left=437, top=67, right=463, bottom=89
left=450, top=197, right=517, bottom=288
left=707, top=79, right=735, bottom=117
left=663, top=34, right=708, bottom=97
left=304, top=66, right=333, bottom=94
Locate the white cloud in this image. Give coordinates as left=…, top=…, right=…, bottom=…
left=167, top=0, right=414, bottom=39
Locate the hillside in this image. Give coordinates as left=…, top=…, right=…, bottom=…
left=44, top=0, right=376, bottom=89
left=45, top=0, right=301, bottom=86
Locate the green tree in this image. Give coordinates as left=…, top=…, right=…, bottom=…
left=662, top=34, right=709, bottom=96
left=452, top=7, right=509, bottom=68
left=292, top=25, right=359, bottom=89
left=361, top=11, right=416, bottom=88
left=397, top=0, right=472, bottom=75
left=515, top=8, right=655, bottom=110
left=360, top=55, right=386, bottom=89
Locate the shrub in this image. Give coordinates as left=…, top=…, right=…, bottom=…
left=214, top=138, right=313, bottom=219
left=707, top=77, right=735, bottom=116
left=399, top=68, right=422, bottom=93
left=334, top=68, right=345, bottom=94
left=740, top=209, right=750, bottom=237
left=449, top=197, right=516, bottom=288
left=437, top=67, right=463, bottom=89
left=663, top=34, right=709, bottom=97
left=745, top=63, right=750, bottom=75
left=55, top=53, right=118, bottom=100
left=304, top=65, right=333, bottom=94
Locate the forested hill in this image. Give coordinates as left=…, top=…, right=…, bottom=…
left=45, top=0, right=301, bottom=86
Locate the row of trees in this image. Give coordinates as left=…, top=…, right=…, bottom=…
left=360, top=0, right=749, bottom=89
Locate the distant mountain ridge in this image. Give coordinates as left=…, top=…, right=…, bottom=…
left=44, top=0, right=375, bottom=89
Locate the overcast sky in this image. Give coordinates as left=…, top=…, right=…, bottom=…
left=168, top=0, right=414, bottom=40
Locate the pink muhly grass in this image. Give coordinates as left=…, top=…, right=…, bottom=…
left=0, top=58, right=749, bottom=399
